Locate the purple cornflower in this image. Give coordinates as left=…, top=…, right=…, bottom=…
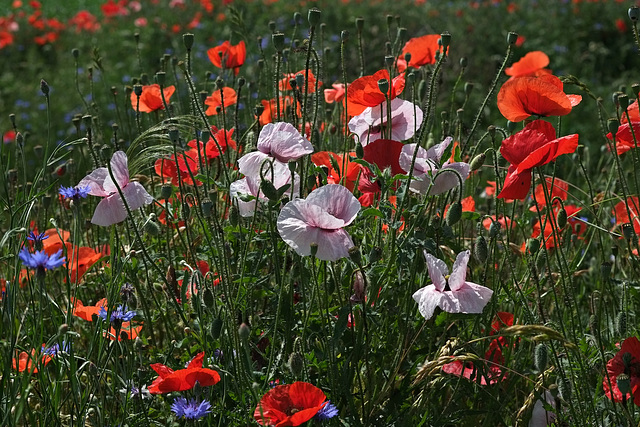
left=27, top=231, right=49, bottom=250
left=98, top=305, right=136, bottom=326
left=59, top=185, right=90, bottom=201
left=171, top=397, right=212, bottom=420
left=19, top=247, right=65, bottom=272
left=41, top=341, right=69, bottom=356
left=314, top=401, right=339, bottom=421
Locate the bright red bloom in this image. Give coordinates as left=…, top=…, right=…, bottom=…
left=148, top=352, right=221, bottom=394
left=603, top=337, right=640, bottom=405
left=254, top=381, right=330, bottom=426
left=105, top=323, right=142, bottom=341
left=482, top=214, right=511, bottom=231
left=259, top=96, right=300, bottom=125
left=204, top=87, right=237, bottom=115
left=443, top=196, right=476, bottom=217
left=207, top=40, right=246, bottom=75
left=497, top=74, right=582, bottom=122
left=187, top=126, right=236, bottom=162
left=531, top=204, right=583, bottom=249
left=397, top=34, right=442, bottom=72
left=612, top=196, right=640, bottom=234
left=620, top=100, right=640, bottom=124
left=530, top=177, right=569, bottom=211
left=607, top=121, right=640, bottom=155
left=505, top=51, right=551, bottom=79
left=441, top=349, right=505, bottom=385
left=311, top=151, right=362, bottom=191
left=12, top=349, right=52, bottom=373
left=154, top=152, right=201, bottom=186
left=101, top=0, right=128, bottom=18
left=346, top=70, right=405, bottom=116
left=66, top=245, right=103, bottom=284
left=279, top=69, right=321, bottom=94
left=498, top=120, right=579, bottom=200
left=131, top=84, right=176, bottom=113
left=362, top=138, right=404, bottom=177
left=68, top=10, right=100, bottom=33
left=72, top=297, right=107, bottom=321
left=0, top=31, right=13, bottom=49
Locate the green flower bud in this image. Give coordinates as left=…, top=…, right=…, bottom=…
left=229, top=204, right=240, bottom=227
left=558, top=377, right=571, bottom=400
left=356, top=142, right=364, bottom=159
left=474, top=235, right=488, bottom=263
left=526, top=237, right=541, bottom=255
left=260, top=180, right=279, bottom=201
left=210, top=317, right=223, bottom=339
left=534, top=343, right=549, bottom=372
left=40, top=79, right=49, bottom=96
left=348, top=246, right=362, bottom=265
left=556, top=207, right=567, bottom=229
left=470, top=152, right=486, bottom=172
left=369, top=246, right=383, bottom=263
left=446, top=201, right=462, bottom=226
left=288, top=351, right=304, bottom=376
left=616, top=311, right=628, bottom=336
left=203, top=288, right=215, bottom=309
left=238, top=322, right=251, bottom=341
left=144, top=217, right=161, bottom=236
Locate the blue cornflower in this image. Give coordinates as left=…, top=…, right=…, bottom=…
left=98, top=305, right=136, bottom=324
left=19, top=247, right=65, bottom=271
left=27, top=231, right=49, bottom=250
left=171, top=397, right=212, bottom=420
left=41, top=341, right=69, bottom=356
left=314, top=401, right=339, bottom=421
left=59, top=185, right=90, bottom=201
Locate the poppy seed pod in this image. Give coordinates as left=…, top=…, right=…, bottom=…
left=133, top=84, right=143, bottom=97
left=369, top=246, right=382, bottom=263
left=618, top=93, right=629, bottom=111
left=183, top=33, right=194, bottom=50
left=348, top=246, right=362, bottom=265
left=617, top=373, right=631, bottom=395
left=460, top=57, right=467, bottom=68
left=72, top=48, right=79, bottom=58
left=155, top=71, right=166, bottom=86
left=341, top=30, right=349, bottom=42
left=506, top=120, right=517, bottom=134
left=272, top=33, right=285, bottom=52
left=464, top=82, right=474, bottom=96
left=40, top=79, right=49, bottom=96
left=629, top=7, right=640, bottom=22
left=440, top=32, right=451, bottom=50
left=308, top=8, right=321, bottom=27
left=355, top=17, right=364, bottom=31
left=607, top=118, right=620, bottom=135
left=377, top=78, right=390, bottom=96
left=622, top=223, right=634, bottom=240
left=632, top=83, right=640, bottom=98
left=506, top=31, right=518, bottom=45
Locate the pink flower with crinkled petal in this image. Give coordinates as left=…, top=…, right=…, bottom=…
left=399, top=136, right=470, bottom=195
left=78, top=151, right=154, bottom=226
left=277, top=184, right=360, bottom=261
left=412, top=250, right=492, bottom=320
left=348, top=98, right=423, bottom=146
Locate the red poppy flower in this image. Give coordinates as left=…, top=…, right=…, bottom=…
left=443, top=195, right=476, bottom=217
left=482, top=215, right=511, bottom=231
left=346, top=70, right=405, bottom=116
left=397, top=34, right=442, bottom=72
left=130, top=84, right=176, bottom=113
left=66, top=245, right=103, bottom=283
left=441, top=347, right=505, bottom=385
left=41, top=228, right=70, bottom=254
left=68, top=10, right=100, bottom=33
left=204, top=87, right=237, bottom=115
left=148, top=352, right=221, bottom=394
left=621, top=100, right=640, bottom=124
left=72, top=298, right=107, bottom=321
left=530, top=204, right=583, bottom=249
left=505, top=51, right=552, bottom=79
left=279, top=69, right=321, bottom=94
left=254, top=381, right=330, bottom=426
left=612, top=196, right=640, bottom=234
left=606, top=121, right=640, bottom=155
left=530, top=177, right=569, bottom=211
left=186, top=127, right=236, bottom=163
left=207, top=40, right=246, bottom=75
left=497, top=74, right=581, bottom=122
left=324, top=83, right=346, bottom=104
left=154, top=152, right=201, bottom=186
left=603, top=336, right=640, bottom=405
left=105, top=323, right=142, bottom=341
left=498, top=120, right=579, bottom=200
left=12, top=349, right=52, bottom=373
left=101, top=0, right=128, bottom=18
left=311, top=151, right=362, bottom=191
left=259, top=96, right=300, bottom=125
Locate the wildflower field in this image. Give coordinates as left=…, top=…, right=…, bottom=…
left=2, top=0, right=640, bottom=425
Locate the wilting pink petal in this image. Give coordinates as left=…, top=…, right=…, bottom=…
left=348, top=98, right=423, bottom=146
left=277, top=184, right=360, bottom=261
left=257, top=122, right=314, bottom=162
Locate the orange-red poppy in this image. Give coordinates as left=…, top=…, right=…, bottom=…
left=130, top=84, right=176, bottom=113
left=324, top=83, right=346, bottom=104
left=105, top=322, right=142, bottom=341
left=607, top=121, right=640, bottom=155
left=397, top=34, right=442, bottom=72
left=186, top=127, right=236, bottom=163
left=148, top=352, right=221, bottom=394
left=498, top=120, right=579, bottom=199
left=505, top=51, right=552, bottom=79
left=12, top=349, right=52, bottom=373
left=207, top=40, right=246, bottom=75
left=346, top=70, right=405, bottom=116
left=254, top=381, right=333, bottom=426
left=311, top=151, right=362, bottom=191
left=530, top=177, right=569, bottom=210
left=204, top=87, right=237, bottom=115
left=258, top=96, right=300, bottom=125
left=444, top=196, right=476, bottom=217
left=497, top=74, right=581, bottom=122
left=612, top=196, right=640, bottom=234
left=279, top=69, right=321, bottom=94
left=154, top=152, right=201, bottom=186
left=66, top=245, right=103, bottom=283
left=531, top=204, right=583, bottom=249
left=621, top=100, right=640, bottom=124
left=72, top=297, right=107, bottom=321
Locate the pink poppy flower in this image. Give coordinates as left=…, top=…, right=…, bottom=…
left=413, top=250, right=492, bottom=320
left=238, top=122, right=313, bottom=178
left=529, top=391, right=556, bottom=427
left=230, top=160, right=300, bottom=217
left=324, top=83, right=346, bottom=104
left=399, top=137, right=470, bottom=195
left=277, top=184, right=360, bottom=261
left=348, top=98, right=423, bottom=146
left=78, top=151, right=153, bottom=226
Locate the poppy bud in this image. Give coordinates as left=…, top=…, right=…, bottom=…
left=202, top=198, right=213, bottom=217
left=474, top=235, right=488, bottom=263
left=238, top=77, right=246, bottom=88
left=607, top=118, right=619, bottom=135
left=384, top=55, right=394, bottom=69
left=341, top=30, right=349, bottom=42
left=40, top=79, right=49, bottom=96
left=506, top=31, right=518, bottom=45
left=238, top=322, right=251, bottom=341
left=406, top=72, right=415, bottom=85
left=629, top=6, right=640, bottom=22
left=308, top=8, right=321, bottom=27
left=288, top=351, right=304, bottom=376
left=210, top=317, right=223, bottom=339
left=459, top=57, right=467, bottom=68
left=58, top=323, right=69, bottom=335
left=268, top=20, right=276, bottom=32
left=616, top=311, right=628, bottom=336
left=536, top=251, right=546, bottom=271
left=348, top=246, right=362, bottom=265
left=464, top=82, right=473, bottom=96
left=556, top=207, right=567, bottom=229
left=160, top=184, right=172, bottom=200
left=310, top=242, right=319, bottom=258
left=488, top=220, right=500, bottom=239
left=229, top=204, right=240, bottom=227
left=183, top=33, right=194, bottom=50
left=622, top=223, right=635, bottom=240
left=355, top=17, right=364, bottom=31
left=202, top=288, right=215, bottom=309
left=260, top=180, right=279, bottom=201
left=144, top=217, right=161, bottom=236
left=558, top=377, right=571, bottom=400
left=369, top=246, right=382, bottom=263
left=272, top=33, right=285, bottom=52
left=470, top=153, right=485, bottom=172
left=526, top=237, right=541, bottom=255
left=617, top=373, right=631, bottom=396
left=356, top=142, right=364, bottom=159
left=446, top=201, right=462, bottom=226
left=418, top=80, right=427, bottom=100
left=534, top=343, right=548, bottom=372
left=588, top=314, right=599, bottom=334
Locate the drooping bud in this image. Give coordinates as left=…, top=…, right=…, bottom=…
left=474, top=235, right=488, bottom=263
left=40, top=79, right=50, bottom=96
left=526, top=238, right=541, bottom=255
left=210, top=317, right=223, bottom=339
left=556, top=207, right=567, bottom=229
left=288, top=351, right=304, bottom=376
left=238, top=322, right=251, bottom=341
left=534, top=343, right=549, bottom=372
left=616, top=311, right=628, bottom=336
left=470, top=153, right=485, bottom=172
left=446, top=201, right=462, bottom=226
